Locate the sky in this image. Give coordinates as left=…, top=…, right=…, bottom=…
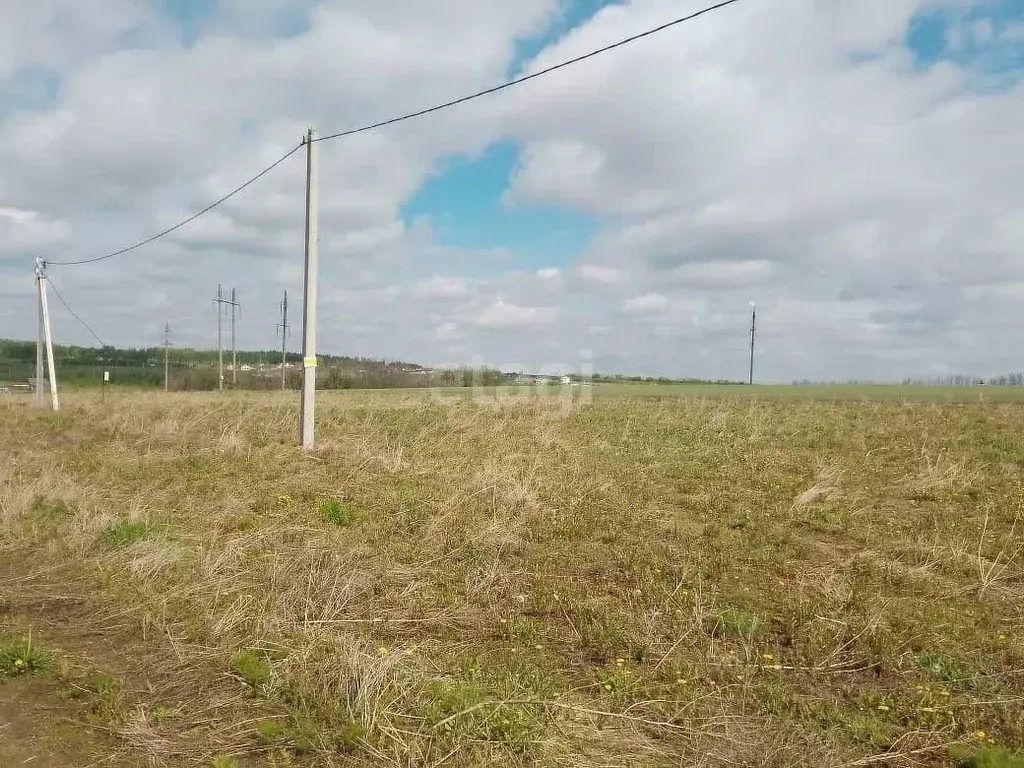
left=1, top=0, right=1023, bottom=383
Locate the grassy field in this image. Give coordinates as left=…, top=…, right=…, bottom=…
left=351, top=383, right=1024, bottom=403
left=1, top=389, right=1022, bottom=767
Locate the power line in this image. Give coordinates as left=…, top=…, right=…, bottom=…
left=42, top=0, right=743, bottom=268
left=47, top=142, right=304, bottom=267
left=315, top=0, right=744, bottom=143
left=46, top=276, right=108, bottom=347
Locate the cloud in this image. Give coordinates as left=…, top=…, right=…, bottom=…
left=1, top=0, right=1022, bottom=383
left=0, top=207, right=69, bottom=251
left=664, top=260, right=773, bottom=287
left=411, top=276, right=472, bottom=300
left=474, top=298, right=559, bottom=329
left=578, top=264, right=621, bottom=284
left=621, top=292, right=669, bottom=316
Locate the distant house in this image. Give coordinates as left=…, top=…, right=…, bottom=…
left=560, top=375, right=573, bottom=386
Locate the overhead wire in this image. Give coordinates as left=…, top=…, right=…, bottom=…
left=44, top=0, right=743, bottom=268
left=46, top=276, right=108, bottom=347
left=315, top=0, right=743, bottom=143
left=47, top=142, right=304, bottom=267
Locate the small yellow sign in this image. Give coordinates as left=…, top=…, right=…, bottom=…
left=303, top=357, right=317, bottom=368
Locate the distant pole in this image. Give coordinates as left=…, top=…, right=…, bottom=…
left=212, top=287, right=240, bottom=390
left=216, top=284, right=223, bottom=390
left=277, top=289, right=290, bottom=391
left=299, top=128, right=319, bottom=449
left=231, top=287, right=238, bottom=386
left=36, top=260, right=59, bottom=411
left=748, top=301, right=756, bottom=386
left=35, top=260, right=44, bottom=407
left=164, top=320, right=171, bottom=392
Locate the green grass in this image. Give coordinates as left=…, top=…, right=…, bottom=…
left=319, top=498, right=357, bottom=527
left=1, top=389, right=1023, bottom=765
left=952, top=744, right=1024, bottom=768
left=231, top=649, right=271, bottom=689
left=0, top=636, right=50, bottom=679
left=100, top=520, right=152, bottom=546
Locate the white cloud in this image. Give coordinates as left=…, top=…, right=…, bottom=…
left=0, top=206, right=69, bottom=251
left=1, top=0, right=1022, bottom=382
left=412, top=276, right=472, bottom=300
left=665, top=260, right=773, bottom=287
left=474, top=298, right=558, bottom=329
left=621, top=292, right=669, bottom=316
left=433, top=321, right=466, bottom=341
left=578, top=264, right=621, bottom=284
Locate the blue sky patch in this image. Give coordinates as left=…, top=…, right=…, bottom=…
left=510, top=0, right=623, bottom=75
left=0, top=67, right=60, bottom=117
left=158, top=0, right=215, bottom=47
left=905, top=0, right=1024, bottom=83
left=157, top=0, right=311, bottom=46
left=401, top=141, right=598, bottom=273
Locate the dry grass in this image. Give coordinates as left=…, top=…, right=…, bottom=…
left=1, top=389, right=1023, bottom=766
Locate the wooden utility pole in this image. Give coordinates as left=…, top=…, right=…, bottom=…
left=164, top=321, right=171, bottom=392
left=748, top=302, right=756, bottom=386
left=276, top=289, right=290, bottom=390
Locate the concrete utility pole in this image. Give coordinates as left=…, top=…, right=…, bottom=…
left=164, top=320, right=171, bottom=392
left=213, top=285, right=240, bottom=390
left=215, top=285, right=224, bottom=390
left=748, top=301, right=757, bottom=386
left=35, top=262, right=44, bottom=408
left=34, top=258, right=59, bottom=411
left=276, top=289, right=290, bottom=391
left=299, top=128, right=319, bottom=449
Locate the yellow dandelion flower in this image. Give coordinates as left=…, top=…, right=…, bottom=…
left=603, top=683, right=613, bottom=691
left=974, top=730, right=987, bottom=740
left=534, top=644, right=543, bottom=650
left=877, top=704, right=890, bottom=712
left=499, top=617, right=507, bottom=624
left=676, top=678, right=688, bottom=685
left=14, top=659, right=24, bottom=668
left=762, top=653, right=774, bottom=661
left=615, top=658, right=626, bottom=666
left=377, top=646, right=389, bottom=657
